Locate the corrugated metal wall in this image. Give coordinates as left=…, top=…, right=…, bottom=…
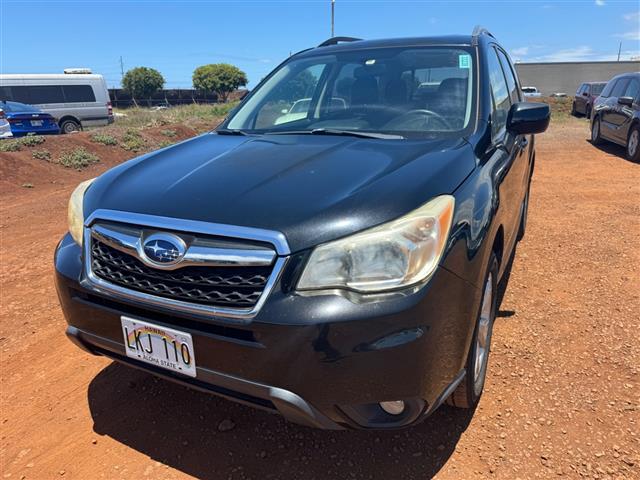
left=514, top=61, right=640, bottom=96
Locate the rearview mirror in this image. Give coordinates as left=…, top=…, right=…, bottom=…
left=618, top=96, right=634, bottom=106
left=507, top=102, right=550, bottom=135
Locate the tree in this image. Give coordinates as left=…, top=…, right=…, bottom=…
left=122, top=67, right=165, bottom=106
left=192, top=63, right=248, bottom=103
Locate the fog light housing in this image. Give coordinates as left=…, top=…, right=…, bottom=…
left=379, top=400, right=405, bottom=415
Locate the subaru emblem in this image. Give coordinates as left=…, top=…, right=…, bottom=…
left=142, top=233, right=186, bottom=266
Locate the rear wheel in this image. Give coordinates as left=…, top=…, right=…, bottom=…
left=591, top=117, right=603, bottom=145
left=60, top=119, right=81, bottom=134
left=627, top=125, right=640, bottom=163
left=447, top=253, right=498, bottom=408
left=585, top=105, right=591, bottom=120
left=571, top=102, right=577, bottom=116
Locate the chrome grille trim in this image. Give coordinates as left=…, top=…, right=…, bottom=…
left=81, top=209, right=289, bottom=322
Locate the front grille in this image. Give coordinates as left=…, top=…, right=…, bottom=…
left=91, top=240, right=273, bottom=308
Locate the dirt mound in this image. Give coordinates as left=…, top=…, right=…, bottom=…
left=0, top=123, right=203, bottom=199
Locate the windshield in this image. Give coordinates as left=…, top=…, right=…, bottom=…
left=226, top=46, right=475, bottom=138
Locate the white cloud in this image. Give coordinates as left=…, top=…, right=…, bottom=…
left=615, top=31, right=640, bottom=41
left=623, top=11, right=639, bottom=21
left=529, top=45, right=640, bottom=62
left=595, top=0, right=605, bottom=6
left=512, top=47, right=529, bottom=56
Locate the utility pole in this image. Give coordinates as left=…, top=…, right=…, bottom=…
left=617, top=42, right=622, bottom=62
left=119, top=56, right=124, bottom=81
left=331, top=0, right=335, bottom=37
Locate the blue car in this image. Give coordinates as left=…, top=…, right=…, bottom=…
left=1, top=101, right=60, bottom=136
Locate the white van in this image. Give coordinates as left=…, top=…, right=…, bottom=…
left=0, top=72, right=113, bottom=133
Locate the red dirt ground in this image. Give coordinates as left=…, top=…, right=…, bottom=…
left=1, top=117, right=638, bottom=479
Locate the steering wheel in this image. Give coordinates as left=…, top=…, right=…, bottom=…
left=384, top=109, right=452, bottom=131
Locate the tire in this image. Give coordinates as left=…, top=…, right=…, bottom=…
left=517, top=178, right=531, bottom=242
left=585, top=105, right=591, bottom=120
left=60, top=119, right=81, bottom=134
left=591, top=117, right=603, bottom=145
left=447, top=253, right=499, bottom=409
left=571, top=102, right=576, bottom=116
left=627, top=125, right=640, bottom=163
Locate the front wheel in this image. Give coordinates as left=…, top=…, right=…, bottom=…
left=447, top=253, right=498, bottom=408
left=591, top=117, right=603, bottom=145
left=627, top=125, right=640, bottom=163
left=571, top=102, right=577, bottom=116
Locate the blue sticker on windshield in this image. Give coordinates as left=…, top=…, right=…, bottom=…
left=459, top=54, right=471, bottom=69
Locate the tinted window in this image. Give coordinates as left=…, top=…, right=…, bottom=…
left=487, top=48, right=511, bottom=139
left=591, top=83, right=605, bottom=96
left=600, top=80, right=616, bottom=98
left=496, top=49, right=520, bottom=103
left=27, top=85, right=65, bottom=104
left=577, top=84, right=585, bottom=94
left=611, top=78, right=629, bottom=98
left=0, top=86, right=31, bottom=103
left=62, top=85, right=96, bottom=102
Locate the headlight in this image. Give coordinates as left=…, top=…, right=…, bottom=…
left=67, top=178, right=95, bottom=246
left=297, top=195, right=454, bottom=293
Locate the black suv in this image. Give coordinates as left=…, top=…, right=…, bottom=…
left=591, top=72, right=640, bottom=162
left=55, top=27, right=549, bottom=430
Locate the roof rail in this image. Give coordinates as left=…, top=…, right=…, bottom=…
left=471, top=25, right=494, bottom=45
left=317, top=36, right=362, bottom=48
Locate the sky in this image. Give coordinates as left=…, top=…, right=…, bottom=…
left=1, top=0, right=639, bottom=89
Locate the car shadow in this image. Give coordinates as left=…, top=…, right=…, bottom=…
left=588, top=138, right=636, bottom=163
left=88, top=362, right=476, bottom=480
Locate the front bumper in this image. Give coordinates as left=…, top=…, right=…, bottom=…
left=55, top=233, right=481, bottom=429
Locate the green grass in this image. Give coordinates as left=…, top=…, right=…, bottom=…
left=32, top=149, right=51, bottom=161
left=160, top=129, right=177, bottom=137
left=19, top=135, right=46, bottom=147
left=120, top=129, right=147, bottom=152
left=0, top=140, right=22, bottom=152
left=110, top=102, right=237, bottom=129
left=58, top=148, right=100, bottom=169
left=0, top=135, right=47, bottom=152
left=91, top=133, right=118, bottom=145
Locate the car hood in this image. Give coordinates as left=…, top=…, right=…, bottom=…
left=85, top=133, right=475, bottom=252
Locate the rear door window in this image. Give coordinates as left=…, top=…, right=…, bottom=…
left=62, top=85, right=96, bottom=102
left=26, top=85, right=65, bottom=104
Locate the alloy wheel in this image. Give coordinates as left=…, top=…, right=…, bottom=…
left=473, top=272, right=493, bottom=396
left=628, top=130, right=639, bottom=158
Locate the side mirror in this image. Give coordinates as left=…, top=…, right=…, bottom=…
left=507, top=102, right=551, bottom=135
left=281, top=109, right=289, bottom=114
left=618, top=96, right=634, bottom=106
left=582, top=92, right=589, bottom=96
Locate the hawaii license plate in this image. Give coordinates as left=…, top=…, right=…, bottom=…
left=121, top=316, right=196, bottom=377
left=30, top=120, right=43, bottom=127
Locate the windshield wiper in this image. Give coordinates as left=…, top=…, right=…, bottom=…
left=215, top=128, right=248, bottom=136
left=265, top=128, right=404, bottom=140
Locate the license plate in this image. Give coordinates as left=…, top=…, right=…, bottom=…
left=30, top=120, right=43, bottom=127
left=121, top=316, right=197, bottom=377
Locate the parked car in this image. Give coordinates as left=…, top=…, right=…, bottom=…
left=572, top=82, right=606, bottom=118
left=275, top=97, right=347, bottom=125
left=522, top=86, right=541, bottom=97
left=0, top=107, right=12, bottom=138
left=591, top=72, right=640, bottom=162
left=0, top=72, right=113, bottom=133
left=550, top=92, right=567, bottom=98
left=55, top=27, right=549, bottom=430
left=1, top=101, right=60, bottom=136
